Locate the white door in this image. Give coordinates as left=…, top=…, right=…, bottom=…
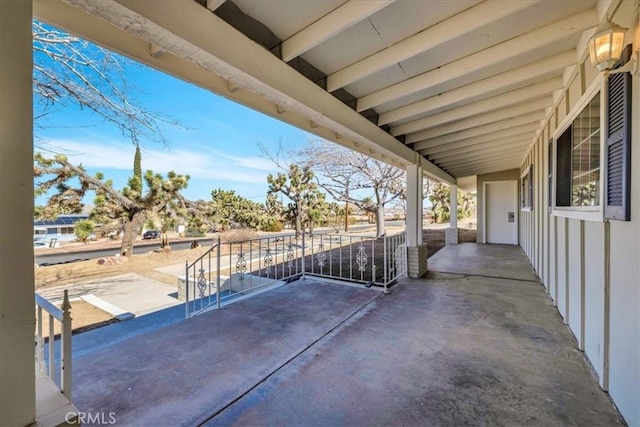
left=485, top=181, right=517, bottom=245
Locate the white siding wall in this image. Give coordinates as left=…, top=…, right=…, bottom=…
left=556, top=218, right=568, bottom=320
left=518, top=8, right=640, bottom=424
left=549, top=216, right=557, bottom=301
left=583, top=221, right=605, bottom=380
left=567, top=219, right=582, bottom=348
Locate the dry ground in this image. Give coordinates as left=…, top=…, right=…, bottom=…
left=38, top=299, right=116, bottom=337
left=35, top=245, right=214, bottom=289
left=36, top=227, right=477, bottom=290
left=36, top=227, right=477, bottom=332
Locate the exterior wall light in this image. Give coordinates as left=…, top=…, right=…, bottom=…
left=588, top=20, right=639, bottom=76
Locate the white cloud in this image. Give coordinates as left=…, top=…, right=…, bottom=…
left=38, top=138, right=276, bottom=185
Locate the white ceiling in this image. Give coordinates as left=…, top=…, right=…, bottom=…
left=38, top=0, right=615, bottom=183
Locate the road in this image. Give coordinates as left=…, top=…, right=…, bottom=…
left=35, top=238, right=215, bottom=266
left=35, top=222, right=405, bottom=266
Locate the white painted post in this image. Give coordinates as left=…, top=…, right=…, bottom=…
left=406, top=163, right=428, bottom=278
left=446, top=184, right=460, bottom=244
left=61, top=290, right=73, bottom=400
left=0, top=1, right=36, bottom=424
left=406, top=164, right=423, bottom=247
left=450, top=184, right=458, bottom=229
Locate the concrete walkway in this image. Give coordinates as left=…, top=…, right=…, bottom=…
left=37, top=273, right=181, bottom=317
left=72, top=244, right=624, bottom=426
left=427, top=242, right=539, bottom=281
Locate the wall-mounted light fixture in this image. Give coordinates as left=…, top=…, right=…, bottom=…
left=588, top=19, right=639, bottom=76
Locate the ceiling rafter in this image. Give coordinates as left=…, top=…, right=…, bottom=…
left=443, top=155, right=524, bottom=173
left=448, top=161, right=522, bottom=177
left=356, top=9, right=597, bottom=112
left=390, top=79, right=562, bottom=136
left=428, top=139, right=532, bottom=162
left=425, top=132, right=533, bottom=159
left=406, top=110, right=546, bottom=145
left=379, top=50, right=576, bottom=126
left=326, top=0, right=538, bottom=92
left=413, top=120, right=541, bottom=149
left=444, top=151, right=525, bottom=165
left=434, top=149, right=528, bottom=166
left=205, top=0, right=225, bottom=12
left=414, top=122, right=540, bottom=153
left=281, top=0, right=395, bottom=62
left=447, top=156, right=523, bottom=172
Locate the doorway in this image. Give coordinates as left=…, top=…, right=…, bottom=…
left=484, top=180, right=518, bottom=244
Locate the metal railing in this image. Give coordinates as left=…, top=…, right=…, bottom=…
left=185, top=231, right=407, bottom=318
left=304, top=231, right=407, bottom=291
left=185, top=234, right=304, bottom=317
left=35, top=290, right=72, bottom=399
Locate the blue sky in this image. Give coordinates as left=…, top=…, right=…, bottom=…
left=34, top=52, right=314, bottom=205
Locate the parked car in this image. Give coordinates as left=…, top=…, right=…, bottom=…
left=143, top=230, right=160, bottom=239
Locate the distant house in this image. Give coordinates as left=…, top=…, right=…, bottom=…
left=33, top=214, right=88, bottom=244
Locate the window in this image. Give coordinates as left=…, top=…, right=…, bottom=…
left=555, top=93, right=601, bottom=208
left=552, top=53, right=632, bottom=222
left=521, top=167, right=533, bottom=209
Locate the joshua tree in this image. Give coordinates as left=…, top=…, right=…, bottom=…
left=34, top=153, right=192, bottom=256
left=267, top=164, right=322, bottom=240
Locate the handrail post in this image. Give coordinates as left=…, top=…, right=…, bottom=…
left=216, top=236, right=221, bottom=309
left=36, top=306, right=45, bottom=378
left=383, top=234, right=388, bottom=294
left=185, top=260, right=189, bottom=318
left=48, top=315, right=54, bottom=379
left=60, top=290, right=72, bottom=399
left=301, top=233, right=306, bottom=279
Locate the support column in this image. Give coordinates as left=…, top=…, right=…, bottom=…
left=406, top=164, right=428, bottom=278
left=446, top=184, right=460, bottom=244
left=0, top=1, right=36, bottom=425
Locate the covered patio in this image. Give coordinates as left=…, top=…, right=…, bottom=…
left=71, top=244, right=622, bottom=426
left=2, top=1, right=639, bottom=425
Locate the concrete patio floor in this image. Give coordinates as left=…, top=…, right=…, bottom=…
left=72, top=243, right=624, bottom=426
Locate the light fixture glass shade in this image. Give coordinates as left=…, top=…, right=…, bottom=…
left=588, top=21, right=627, bottom=71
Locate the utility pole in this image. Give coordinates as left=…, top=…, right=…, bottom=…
left=344, top=185, right=349, bottom=232
left=344, top=200, right=349, bottom=232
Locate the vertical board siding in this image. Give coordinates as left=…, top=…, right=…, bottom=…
left=568, top=72, right=582, bottom=111
left=608, top=222, right=640, bottom=424
left=549, top=216, right=558, bottom=306
left=556, top=218, right=568, bottom=320
left=517, top=45, right=640, bottom=425
left=568, top=219, right=583, bottom=347
left=583, top=221, right=605, bottom=381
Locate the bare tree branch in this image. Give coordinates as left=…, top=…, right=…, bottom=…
left=32, top=20, right=185, bottom=149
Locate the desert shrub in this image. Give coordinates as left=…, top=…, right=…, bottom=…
left=262, top=218, right=283, bottom=232
left=219, top=228, right=258, bottom=243
left=184, top=227, right=205, bottom=237
left=74, top=219, right=96, bottom=243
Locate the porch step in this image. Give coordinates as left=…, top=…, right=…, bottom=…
left=33, top=377, right=78, bottom=427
